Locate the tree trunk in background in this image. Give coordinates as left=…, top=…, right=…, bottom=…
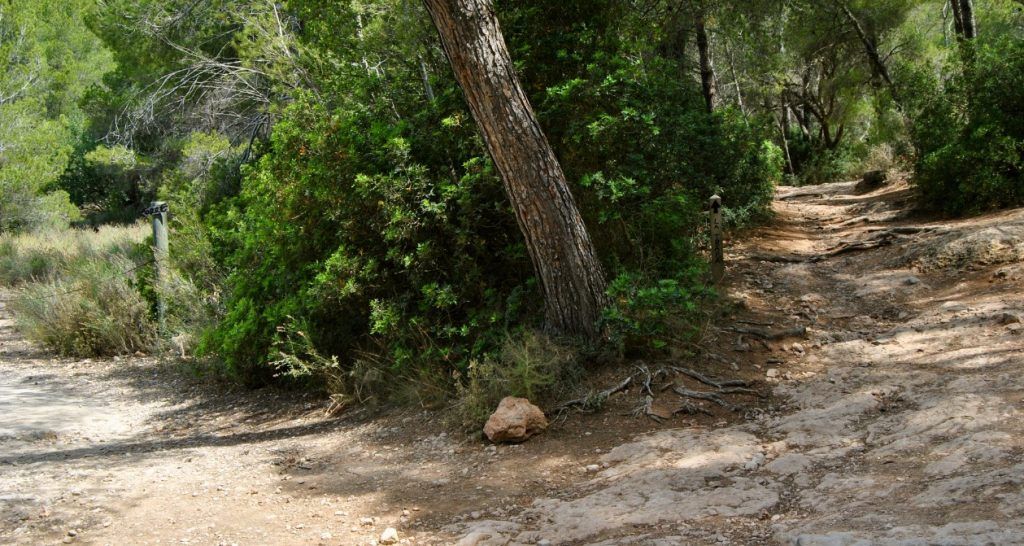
left=724, top=36, right=746, bottom=116
left=959, top=0, right=977, bottom=39
left=422, top=0, right=609, bottom=340
left=836, top=1, right=898, bottom=100
left=695, top=9, right=717, bottom=113
left=950, top=0, right=965, bottom=37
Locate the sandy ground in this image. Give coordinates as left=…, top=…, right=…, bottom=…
left=2, top=178, right=1023, bottom=545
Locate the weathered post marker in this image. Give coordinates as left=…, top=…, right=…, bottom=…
left=709, top=194, right=724, bottom=284
left=144, top=201, right=169, bottom=334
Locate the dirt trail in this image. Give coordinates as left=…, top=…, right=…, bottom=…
left=2, top=178, right=1024, bottom=545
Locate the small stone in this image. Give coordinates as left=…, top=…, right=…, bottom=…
left=766, top=368, right=780, bottom=379
left=379, top=528, right=399, bottom=544
left=585, top=464, right=600, bottom=473
left=359, top=517, right=375, bottom=526
left=470, top=511, right=482, bottom=520
left=903, top=276, right=921, bottom=286
left=790, top=343, right=805, bottom=354
left=320, top=532, right=333, bottom=540
left=67, top=530, right=78, bottom=537
left=744, top=452, right=765, bottom=470
left=998, top=312, right=1021, bottom=325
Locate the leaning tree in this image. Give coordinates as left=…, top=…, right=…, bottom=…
left=422, top=0, right=609, bottom=340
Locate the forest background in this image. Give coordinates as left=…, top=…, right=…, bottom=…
left=0, top=0, right=1020, bottom=425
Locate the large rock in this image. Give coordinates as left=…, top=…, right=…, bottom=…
left=483, top=397, right=548, bottom=443
left=854, top=169, right=888, bottom=194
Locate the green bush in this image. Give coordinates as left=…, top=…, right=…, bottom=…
left=911, top=37, right=1024, bottom=215
left=195, top=2, right=782, bottom=390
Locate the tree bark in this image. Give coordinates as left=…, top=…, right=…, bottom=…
left=695, top=8, right=717, bottom=113
left=950, top=0, right=965, bottom=40
left=959, top=0, right=977, bottom=39
left=422, top=0, right=609, bottom=340
left=724, top=36, right=746, bottom=116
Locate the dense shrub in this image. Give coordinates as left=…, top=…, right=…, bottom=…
left=911, top=37, right=1024, bottom=215
left=200, top=95, right=535, bottom=383
left=195, top=2, right=782, bottom=391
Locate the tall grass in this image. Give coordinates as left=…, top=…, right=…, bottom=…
left=0, top=224, right=148, bottom=285
left=0, top=224, right=157, bottom=357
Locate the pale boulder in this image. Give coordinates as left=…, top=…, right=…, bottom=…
left=483, top=397, right=548, bottom=443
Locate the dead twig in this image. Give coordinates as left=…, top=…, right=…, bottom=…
left=554, top=375, right=633, bottom=412
left=633, top=395, right=666, bottom=422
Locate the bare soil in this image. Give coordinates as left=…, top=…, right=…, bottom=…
left=2, top=178, right=1023, bottom=545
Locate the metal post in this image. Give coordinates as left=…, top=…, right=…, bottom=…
left=709, top=195, right=724, bottom=284
left=147, top=201, right=169, bottom=334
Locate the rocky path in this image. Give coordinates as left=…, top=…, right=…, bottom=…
left=2, top=178, right=1024, bottom=545
left=454, top=179, right=1024, bottom=545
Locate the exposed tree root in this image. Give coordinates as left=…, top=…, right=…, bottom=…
left=557, top=358, right=763, bottom=423
left=672, top=385, right=738, bottom=412
left=727, top=325, right=807, bottom=340
left=749, top=253, right=809, bottom=263
left=554, top=375, right=633, bottom=413
left=813, top=226, right=942, bottom=261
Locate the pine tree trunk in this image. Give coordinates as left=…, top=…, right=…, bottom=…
left=950, top=0, right=966, bottom=39
left=695, top=10, right=717, bottom=113
left=960, top=0, right=977, bottom=39
left=422, top=0, right=609, bottom=340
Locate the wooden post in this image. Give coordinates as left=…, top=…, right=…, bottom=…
left=147, top=201, right=169, bottom=333
left=709, top=195, right=724, bottom=284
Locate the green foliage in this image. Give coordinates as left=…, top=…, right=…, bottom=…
left=602, top=269, right=710, bottom=355
left=199, top=94, right=531, bottom=382
left=910, top=36, right=1024, bottom=215
left=195, top=1, right=781, bottom=387
left=0, top=0, right=112, bottom=233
